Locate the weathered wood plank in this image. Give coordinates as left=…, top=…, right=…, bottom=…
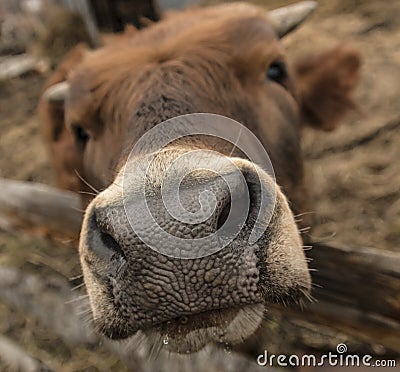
left=0, top=266, right=95, bottom=346
left=0, top=178, right=82, bottom=237
left=0, top=334, right=52, bottom=371
left=305, top=243, right=400, bottom=353
left=0, top=54, right=47, bottom=80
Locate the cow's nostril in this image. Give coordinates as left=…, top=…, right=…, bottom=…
left=86, top=210, right=126, bottom=265
left=98, top=231, right=127, bottom=276
left=216, top=187, right=250, bottom=235
left=217, top=201, right=231, bottom=230
left=88, top=213, right=127, bottom=277
left=99, top=230, right=125, bottom=259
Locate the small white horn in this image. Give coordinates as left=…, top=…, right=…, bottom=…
left=268, top=1, right=318, bottom=38
left=44, top=81, right=70, bottom=103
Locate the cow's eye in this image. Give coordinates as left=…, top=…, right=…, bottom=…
left=72, top=124, right=90, bottom=149
left=266, top=61, right=287, bottom=85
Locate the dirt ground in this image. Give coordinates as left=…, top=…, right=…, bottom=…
left=0, top=0, right=399, bottom=370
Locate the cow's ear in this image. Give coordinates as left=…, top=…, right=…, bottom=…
left=42, top=43, right=87, bottom=102
left=295, top=45, right=362, bottom=131
left=38, top=44, right=87, bottom=193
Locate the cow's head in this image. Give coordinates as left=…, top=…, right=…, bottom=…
left=39, top=2, right=361, bottom=353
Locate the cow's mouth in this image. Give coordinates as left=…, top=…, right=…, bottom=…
left=143, top=304, right=265, bottom=353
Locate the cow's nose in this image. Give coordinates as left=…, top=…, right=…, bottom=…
left=80, top=156, right=310, bottom=338
left=87, top=170, right=250, bottom=262
left=80, top=170, right=264, bottom=331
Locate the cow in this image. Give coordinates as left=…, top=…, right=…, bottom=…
left=38, top=1, right=361, bottom=354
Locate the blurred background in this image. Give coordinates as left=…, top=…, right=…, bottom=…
left=0, top=0, right=399, bottom=370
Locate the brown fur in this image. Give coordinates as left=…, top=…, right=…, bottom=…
left=38, top=2, right=361, bottom=227
left=39, top=43, right=87, bottom=192
left=295, top=44, right=362, bottom=131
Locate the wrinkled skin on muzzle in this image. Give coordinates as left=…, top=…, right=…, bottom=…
left=80, top=145, right=311, bottom=353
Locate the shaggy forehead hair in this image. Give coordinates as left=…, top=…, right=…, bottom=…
left=67, top=6, right=286, bottom=131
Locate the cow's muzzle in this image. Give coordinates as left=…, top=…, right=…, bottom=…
left=79, top=149, right=311, bottom=352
